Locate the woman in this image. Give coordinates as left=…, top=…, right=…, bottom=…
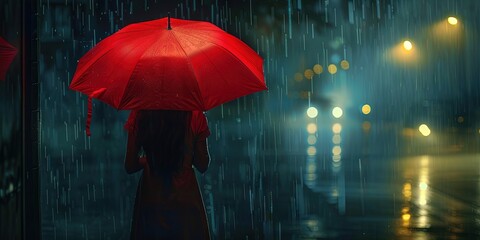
left=124, top=110, right=211, bottom=239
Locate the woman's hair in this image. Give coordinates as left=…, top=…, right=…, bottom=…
left=136, top=110, right=192, bottom=183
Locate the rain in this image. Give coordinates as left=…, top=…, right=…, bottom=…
left=1, top=0, right=480, bottom=239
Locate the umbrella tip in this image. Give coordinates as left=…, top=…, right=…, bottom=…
left=167, top=12, right=172, bottom=30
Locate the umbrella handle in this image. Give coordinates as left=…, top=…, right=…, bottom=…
left=85, top=88, right=106, bottom=136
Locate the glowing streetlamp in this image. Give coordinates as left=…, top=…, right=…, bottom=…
left=403, top=40, right=413, bottom=51
left=447, top=17, right=458, bottom=25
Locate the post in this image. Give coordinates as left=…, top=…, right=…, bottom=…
left=22, top=0, right=40, bottom=239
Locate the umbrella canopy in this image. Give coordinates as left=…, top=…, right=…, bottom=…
left=0, top=37, right=17, bottom=81
left=70, top=16, right=266, bottom=135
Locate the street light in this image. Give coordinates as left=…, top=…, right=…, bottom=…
left=403, top=40, right=413, bottom=51
left=386, top=40, right=419, bottom=65
left=431, top=16, right=462, bottom=44
left=447, top=17, right=458, bottom=25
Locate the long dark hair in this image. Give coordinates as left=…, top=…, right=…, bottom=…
left=136, top=110, right=192, bottom=183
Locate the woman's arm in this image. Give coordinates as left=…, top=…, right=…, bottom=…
left=124, top=130, right=143, bottom=174
left=193, top=138, right=210, bottom=173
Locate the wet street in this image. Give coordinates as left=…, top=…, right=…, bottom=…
left=202, top=111, right=480, bottom=239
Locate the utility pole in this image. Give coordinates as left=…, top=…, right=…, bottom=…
left=22, top=0, right=40, bottom=239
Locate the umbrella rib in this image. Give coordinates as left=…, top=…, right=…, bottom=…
left=116, top=35, right=162, bottom=109
left=170, top=31, right=207, bottom=110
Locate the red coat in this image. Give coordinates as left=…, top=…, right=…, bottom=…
left=126, top=111, right=211, bottom=239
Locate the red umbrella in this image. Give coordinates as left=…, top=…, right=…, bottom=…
left=0, top=37, right=17, bottom=81
left=70, top=16, right=266, bottom=135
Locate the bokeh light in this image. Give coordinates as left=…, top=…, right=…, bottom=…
left=328, top=64, right=337, bottom=74
left=306, top=106, right=318, bottom=118
left=313, top=64, right=323, bottom=74
left=340, top=60, right=350, bottom=70
left=332, top=134, right=341, bottom=144
left=403, top=183, right=412, bottom=198
left=294, top=72, right=303, bottom=81
left=448, top=16, right=458, bottom=25
left=307, top=123, right=317, bottom=134
left=362, top=121, right=371, bottom=132
left=332, top=123, right=342, bottom=134
left=332, top=146, right=342, bottom=156
left=304, top=69, right=314, bottom=80
left=361, top=104, right=371, bottom=115
left=418, top=124, right=431, bottom=137
left=332, top=107, right=343, bottom=118
left=307, top=135, right=317, bottom=145
left=307, top=146, right=317, bottom=156
left=419, top=182, right=428, bottom=190
left=403, top=40, right=413, bottom=51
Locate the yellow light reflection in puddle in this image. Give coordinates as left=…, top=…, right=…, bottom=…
left=307, top=123, right=317, bottom=134
left=402, top=213, right=411, bottom=221
left=305, top=219, right=320, bottom=231
left=332, top=134, right=341, bottom=144
left=331, top=188, right=339, bottom=197
left=332, top=146, right=342, bottom=155
left=307, top=135, right=317, bottom=145
left=306, top=174, right=317, bottom=181
left=402, top=183, right=412, bottom=199
left=307, top=162, right=316, bottom=173
left=307, top=146, right=317, bottom=156
left=332, top=123, right=342, bottom=133
left=362, top=121, right=371, bottom=132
